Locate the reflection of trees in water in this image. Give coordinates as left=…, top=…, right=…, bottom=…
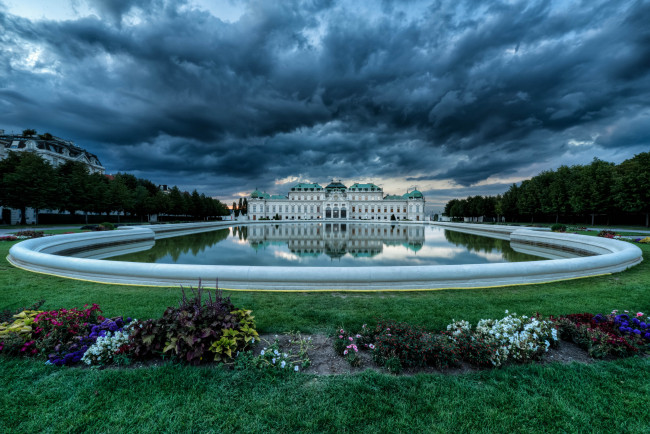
left=113, top=229, right=230, bottom=262
left=443, top=230, right=540, bottom=262
left=232, top=225, right=249, bottom=241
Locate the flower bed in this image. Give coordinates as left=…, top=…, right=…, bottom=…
left=0, top=283, right=266, bottom=368
left=334, top=310, right=649, bottom=373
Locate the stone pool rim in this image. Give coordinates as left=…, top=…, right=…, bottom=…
left=7, top=221, right=643, bottom=291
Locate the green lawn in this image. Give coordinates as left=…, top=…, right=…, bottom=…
left=1, top=235, right=649, bottom=432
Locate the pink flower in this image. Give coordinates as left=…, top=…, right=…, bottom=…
left=637, top=312, right=644, bottom=317
left=339, top=335, right=343, bottom=339
left=355, top=334, right=361, bottom=338
left=612, top=310, right=618, bottom=314
left=387, top=334, right=392, bottom=336
left=340, top=329, right=344, bottom=333
left=343, top=350, right=348, bottom=355
left=369, top=344, right=375, bottom=349
left=348, top=337, right=353, bottom=341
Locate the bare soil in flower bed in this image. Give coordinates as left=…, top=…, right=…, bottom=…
left=252, top=333, right=600, bottom=376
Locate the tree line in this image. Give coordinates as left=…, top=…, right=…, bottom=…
left=444, top=152, right=650, bottom=226
left=232, top=197, right=248, bottom=217
left=0, top=151, right=230, bottom=224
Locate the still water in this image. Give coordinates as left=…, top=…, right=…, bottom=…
left=108, top=223, right=544, bottom=267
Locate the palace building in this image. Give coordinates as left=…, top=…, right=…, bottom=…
left=0, top=131, right=104, bottom=174
left=249, top=180, right=425, bottom=221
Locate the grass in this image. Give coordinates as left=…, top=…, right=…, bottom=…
left=1, top=232, right=649, bottom=432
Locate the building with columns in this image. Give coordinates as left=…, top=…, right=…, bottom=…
left=249, top=180, right=425, bottom=221
left=0, top=132, right=104, bottom=174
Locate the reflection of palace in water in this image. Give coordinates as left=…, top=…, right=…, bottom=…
left=247, top=223, right=425, bottom=259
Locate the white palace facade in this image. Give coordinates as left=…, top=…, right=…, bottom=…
left=249, top=181, right=425, bottom=221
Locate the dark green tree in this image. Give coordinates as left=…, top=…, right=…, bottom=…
left=168, top=186, right=185, bottom=216
left=0, top=151, right=57, bottom=224
left=570, top=159, right=614, bottom=225
left=614, top=152, right=650, bottom=226
left=108, top=177, right=134, bottom=223
left=56, top=161, right=91, bottom=221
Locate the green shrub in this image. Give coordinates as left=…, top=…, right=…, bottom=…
left=128, top=283, right=258, bottom=365
left=551, top=223, right=567, bottom=232
left=98, top=222, right=115, bottom=231
left=372, top=319, right=460, bottom=369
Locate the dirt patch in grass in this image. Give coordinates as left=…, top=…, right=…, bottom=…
left=253, top=333, right=598, bottom=376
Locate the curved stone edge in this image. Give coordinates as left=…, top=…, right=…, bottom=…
left=6, top=221, right=644, bottom=291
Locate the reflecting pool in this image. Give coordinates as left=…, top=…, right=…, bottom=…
left=108, top=223, right=545, bottom=267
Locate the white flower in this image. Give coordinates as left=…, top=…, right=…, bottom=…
left=272, top=358, right=276, bottom=364
left=260, top=350, right=265, bottom=355
left=294, top=365, right=299, bottom=372
left=281, top=361, right=286, bottom=368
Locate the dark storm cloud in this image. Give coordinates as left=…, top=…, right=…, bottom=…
left=1, top=0, right=649, bottom=205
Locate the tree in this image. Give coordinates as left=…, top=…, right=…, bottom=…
left=570, top=159, right=614, bottom=225
left=168, top=186, right=185, bottom=216
left=87, top=173, right=110, bottom=217
left=443, top=199, right=458, bottom=217
left=499, top=184, right=519, bottom=222
left=148, top=190, right=171, bottom=217
left=131, top=185, right=150, bottom=221
left=108, top=177, right=134, bottom=223
left=614, top=152, right=650, bottom=226
left=22, top=129, right=36, bottom=137
left=0, top=152, right=58, bottom=224
left=56, top=161, right=91, bottom=221
left=547, top=166, right=572, bottom=223
left=517, top=180, right=540, bottom=222
left=190, top=190, right=203, bottom=219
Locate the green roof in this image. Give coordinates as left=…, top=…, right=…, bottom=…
left=292, top=183, right=322, bottom=190
left=270, top=194, right=286, bottom=199
left=250, top=189, right=263, bottom=198
left=403, top=242, right=423, bottom=252
left=384, top=194, right=404, bottom=200
left=404, top=190, right=423, bottom=199
left=349, top=183, right=381, bottom=191
left=326, top=181, right=347, bottom=190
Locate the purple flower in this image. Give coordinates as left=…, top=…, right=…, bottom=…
left=633, top=329, right=641, bottom=335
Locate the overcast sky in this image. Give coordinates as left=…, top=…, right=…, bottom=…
left=1, top=0, right=648, bottom=213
